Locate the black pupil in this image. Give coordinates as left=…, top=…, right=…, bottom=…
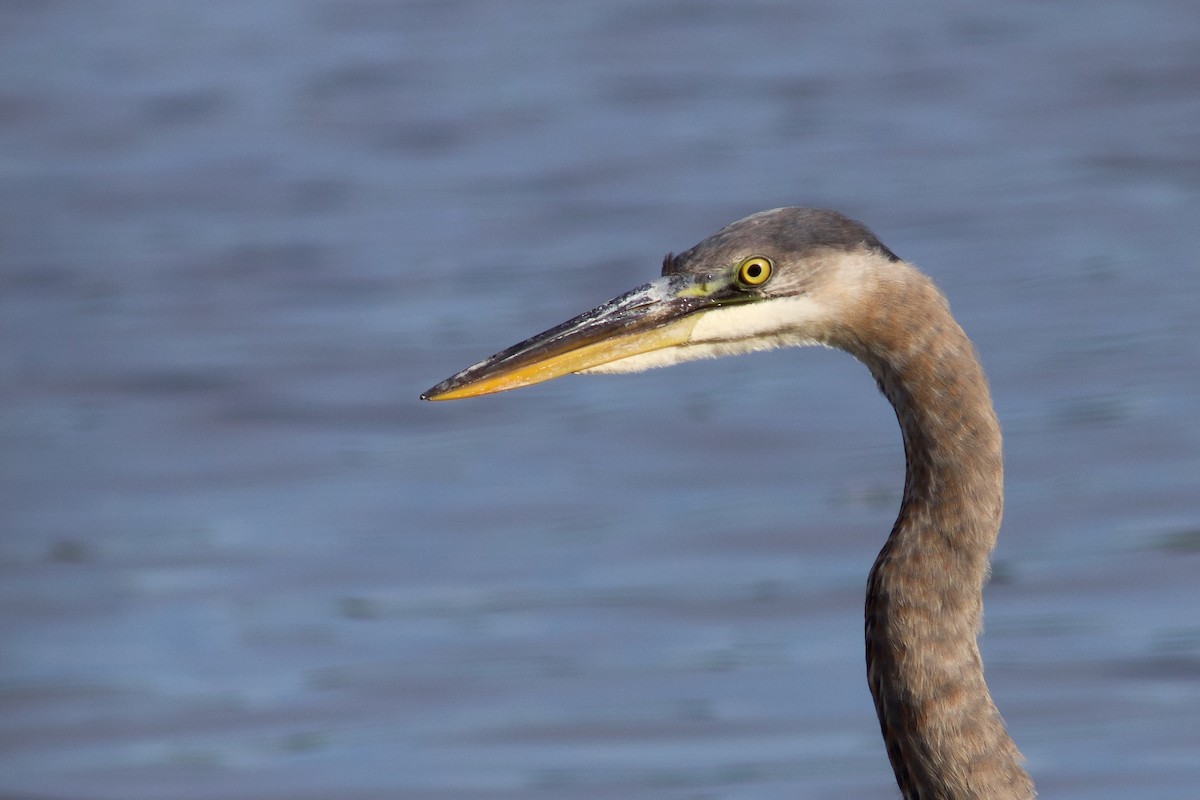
left=746, top=263, right=762, bottom=279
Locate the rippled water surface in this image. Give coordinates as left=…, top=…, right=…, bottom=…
left=3, top=2, right=1199, bottom=798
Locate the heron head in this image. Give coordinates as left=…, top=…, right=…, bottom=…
left=422, top=207, right=900, bottom=401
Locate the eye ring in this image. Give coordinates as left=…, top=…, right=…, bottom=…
left=736, top=256, right=773, bottom=287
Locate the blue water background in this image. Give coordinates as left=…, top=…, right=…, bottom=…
left=2, top=2, right=1199, bottom=798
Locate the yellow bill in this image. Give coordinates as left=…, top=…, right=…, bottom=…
left=422, top=273, right=735, bottom=401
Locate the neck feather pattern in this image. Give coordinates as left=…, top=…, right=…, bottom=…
left=834, top=263, right=1034, bottom=800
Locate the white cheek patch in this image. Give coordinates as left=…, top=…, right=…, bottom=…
left=579, top=347, right=713, bottom=374
left=579, top=296, right=828, bottom=375
left=688, top=295, right=826, bottom=344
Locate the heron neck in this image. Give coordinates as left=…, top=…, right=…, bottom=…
left=841, top=266, right=1034, bottom=799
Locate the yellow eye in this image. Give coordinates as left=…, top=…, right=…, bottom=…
left=737, top=256, right=773, bottom=287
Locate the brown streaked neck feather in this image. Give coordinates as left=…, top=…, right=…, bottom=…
left=835, top=260, right=1034, bottom=800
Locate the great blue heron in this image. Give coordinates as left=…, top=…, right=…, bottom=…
left=423, top=207, right=1035, bottom=799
